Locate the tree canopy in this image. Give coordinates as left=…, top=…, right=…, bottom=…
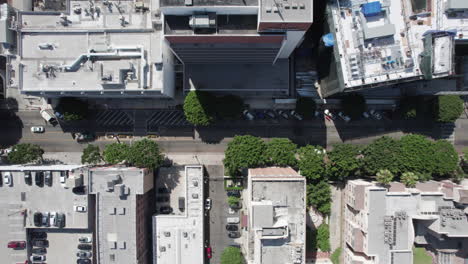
left=362, top=136, right=402, bottom=175
left=307, top=181, right=332, bottom=216
left=7, top=143, right=44, bottom=164
left=103, top=143, right=129, bottom=164
left=264, top=138, right=297, bottom=167
left=296, top=97, right=317, bottom=119
left=327, top=144, right=362, bottom=181
left=399, top=134, right=435, bottom=175
left=435, top=95, right=464, bottom=123
left=317, top=224, right=331, bottom=252
left=298, top=145, right=326, bottom=183
left=341, top=93, right=366, bottom=120
left=220, top=246, right=244, bottom=264
left=432, top=139, right=458, bottom=176
left=81, top=144, right=102, bottom=165
left=376, top=169, right=394, bottom=186
left=127, top=139, right=164, bottom=169
left=223, top=135, right=266, bottom=176
left=401, top=172, right=418, bottom=187
left=183, top=91, right=215, bottom=126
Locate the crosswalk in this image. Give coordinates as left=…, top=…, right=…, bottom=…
left=147, top=110, right=190, bottom=131
left=95, top=110, right=134, bottom=127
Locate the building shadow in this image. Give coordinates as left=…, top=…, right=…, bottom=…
left=0, top=98, right=23, bottom=147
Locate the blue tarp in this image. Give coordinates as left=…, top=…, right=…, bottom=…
left=362, top=1, right=382, bottom=17
left=322, top=33, right=335, bottom=47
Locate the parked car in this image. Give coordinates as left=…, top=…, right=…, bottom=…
left=227, top=190, right=241, bottom=197
left=30, top=255, right=46, bottom=262
left=290, top=110, right=303, bottom=121
left=324, top=109, right=335, bottom=120
left=31, top=247, right=46, bottom=254
left=204, top=198, right=212, bottom=210
left=33, top=212, right=42, bottom=227
left=338, top=112, right=351, bottom=123
left=362, top=111, right=370, bottom=119
left=32, top=240, right=49, bottom=247
left=228, top=231, right=241, bottom=238
left=229, top=202, right=242, bottom=210
left=3, top=172, right=12, bottom=186
left=76, top=132, right=95, bottom=142
left=30, top=126, right=45, bottom=133
left=31, top=232, right=47, bottom=239
left=227, top=217, right=240, bottom=224
left=264, top=110, right=277, bottom=119
left=158, top=187, right=170, bottom=194
left=77, top=244, right=92, bottom=250
left=78, top=237, right=92, bottom=243
left=156, top=196, right=169, bottom=202
left=178, top=197, right=185, bottom=212
left=56, top=213, right=65, bottom=228
left=44, top=171, right=52, bottom=186
left=41, top=212, right=50, bottom=227
left=35, top=172, right=44, bottom=187
left=254, top=110, right=266, bottom=120
left=243, top=110, right=255, bottom=120
left=72, top=186, right=86, bottom=195
left=369, top=109, right=382, bottom=120
left=49, top=212, right=57, bottom=227
left=277, top=110, right=290, bottom=119
left=74, top=206, right=87, bottom=212
left=76, top=251, right=92, bottom=258
left=7, top=241, right=26, bottom=249
left=77, top=259, right=92, bottom=264
left=24, top=171, right=32, bottom=185
left=206, top=247, right=212, bottom=259
left=159, top=206, right=173, bottom=214
left=60, top=171, right=67, bottom=184
left=225, top=224, right=239, bottom=231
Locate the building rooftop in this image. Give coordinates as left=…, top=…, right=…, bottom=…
left=259, top=0, right=313, bottom=23
left=159, top=0, right=258, bottom=7
left=153, top=165, right=204, bottom=264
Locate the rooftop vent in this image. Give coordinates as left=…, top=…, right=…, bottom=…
left=164, top=232, right=171, bottom=237
left=160, top=246, right=166, bottom=252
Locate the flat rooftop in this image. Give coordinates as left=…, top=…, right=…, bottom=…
left=160, top=0, right=258, bottom=7
left=260, top=0, right=313, bottom=23
left=153, top=165, right=204, bottom=264
left=439, top=0, right=468, bottom=40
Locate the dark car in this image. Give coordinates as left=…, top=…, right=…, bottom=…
left=56, top=213, right=65, bottom=228
left=227, top=190, right=241, bottom=197
left=77, top=259, right=91, bottom=264
left=78, top=244, right=92, bottom=250
left=158, top=187, right=170, bottom=194
left=24, top=171, right=32, bottom=185
left=31, top=247, right=46, bottom=254
left=72, top=186, right=86, bottom=195
left=225, top=225, right=238, bottom=231
left=32, top=240, right=49, bottom=248
left=76, top=132, right=95, bottom=142
left=33, top=212, right=42, bottom=227
left=228, top=231, right=241, bottom=238
left=156, top=196, right=169, bottom=202
left=229, top=202, right=242, bottom=210
left=159, top=206, right=173, bottom=214
left=44, top=171, right=52, bottom=186
left=35, top=172, right=44, bottom=187
left=31, top=232, right=47, bottom=239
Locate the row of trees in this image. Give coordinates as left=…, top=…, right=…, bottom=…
left=81, top=139, right=164, bottom=169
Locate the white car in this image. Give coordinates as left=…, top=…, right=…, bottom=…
left=3, top=172, right=12, bottom=186
left=205, top=198, right=212, bottom=210
left=74, top=205, right=87, bottom=212
left=338, top=112, right=351, bottom=122
left=49, top=212, right=57, bottom=226
left=243, top=110, right=254, bottom=121
left=324, top=109, right=335, bottom=120
left=30, top=126, right=45, bottom=133
left=79, top=236, right=92, bottom=243
left=60, top=172, right=67, bottom=184
left=290, top=110, right=303, bottom=121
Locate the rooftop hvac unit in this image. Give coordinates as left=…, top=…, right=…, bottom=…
left=160, top=246, right=166, bottom=252
left=164, top=232, right=171, bottom=237
left=185, top=0, right=192, bottom=5
left=189, top=15, right=215, bottom=28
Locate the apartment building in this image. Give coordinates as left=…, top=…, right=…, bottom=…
left=243, top=167, right=306, bottom=264
left=345, top=179, right=468, bottom=264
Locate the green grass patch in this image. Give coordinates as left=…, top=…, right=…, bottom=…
left=413, top=247, right=432, bottom=264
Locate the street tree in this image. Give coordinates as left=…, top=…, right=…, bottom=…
left=401, top=172, right=418, bottom=187
left=183, top=91, right=215, bottom=126
left=435, top=95, right=464, bottom=123
left=399, top=134, right=435, bottom=175
left=223, top=135, right=266, bottom=176
left=103, top=143, right=129, bottom=164
left=264, top=138, right=297, bottom=167
left=297, top=145, right=326, bottom=183
left=317, top=224, right=331, bottom=252
left=7, top=143, right=44, bottom=164
left=432, top=139, right=459, bottom=177
left=127, top=139, right=164, bottom=169
left=81, top=144, right=102, bottom=165
left=307, top=181, right=332, bottom=216
left=362, top=136, right=402, bottom=176
left=327, top=144, right=362, bottom=181
left=220, top=246, right=244, bottom=264
left=376, top=169, right=394, bottom=186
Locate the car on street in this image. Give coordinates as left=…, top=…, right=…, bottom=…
left=264, top=110, right=277, bottom=119
left=44, top=171, right=52, bottom=186
left=3, top=172, right=12, bottom=186
left=72, top=186, right=86, bottom=195
left=7, top=241, right=26, bottom=249
left=41, top=212, right=50, bottom=227
left=33, top=212, right=42, bottom=227
left=227, top=217, right=240, bottom=224
left=78, top=237, right=92, bottom=243
left=159, top=206, right=173, bottom=214
left=60, top=171, right=67, bottom=185
left=77, top=259, right=91, bottom=264
left=254, top=110, right=266, bottom=119
left=31, top=232, right=47, bottom=239
left=324, top=109, right=335, bottom=120
left=242, top=110, right=255, bottom=120
left=228, top=231, right=241, bottom=238
left=74, top=205, right=87, bottom=212
left=35, top=172, right=44, bottom=187
left=206, top=247, right=212, bottom=259
left=338, top=112, right=351, bottom=122
left=227, top=190, right=240, bottom=197
left=30, top=255, right=46, bottom=262
left=77, top=251, right=92, bottom=258
left=76, top=132, right=95, bottom=142
left=49, top=212, right=57, bottom=227
left=290, top=110, right=303, bottom=121
left=31, top=247, right=46, bottom=254
left=362, top=111, right=370, bottom=119
left=77, top=244, right=92, bottom=250
left=30, top=126, right=45, bottom=133
left=32, top=240, right=49, bottom=247
left=277, top=110, right=290, bottom=119
left=156, top=196, right=169, bottom=202
left=229, top=202, right=242, bottom=210
left=204, top=198, right=212, bottom=210
left=226, top=224, right=239, bottom=231
left=56, top=213, right=65, bottom=228
left=369, top=109, right=383, bottom=120
left=24, top=171, right=32, bottom=185
left=158, top=187, right=170, bottom=194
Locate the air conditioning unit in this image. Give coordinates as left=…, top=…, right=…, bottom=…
left=189, top=15, right=216, bottom=28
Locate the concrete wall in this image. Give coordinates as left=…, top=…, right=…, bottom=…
left=162, top=40, right=176, bottom=98
left=275, top=31, right=306, bottom=61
